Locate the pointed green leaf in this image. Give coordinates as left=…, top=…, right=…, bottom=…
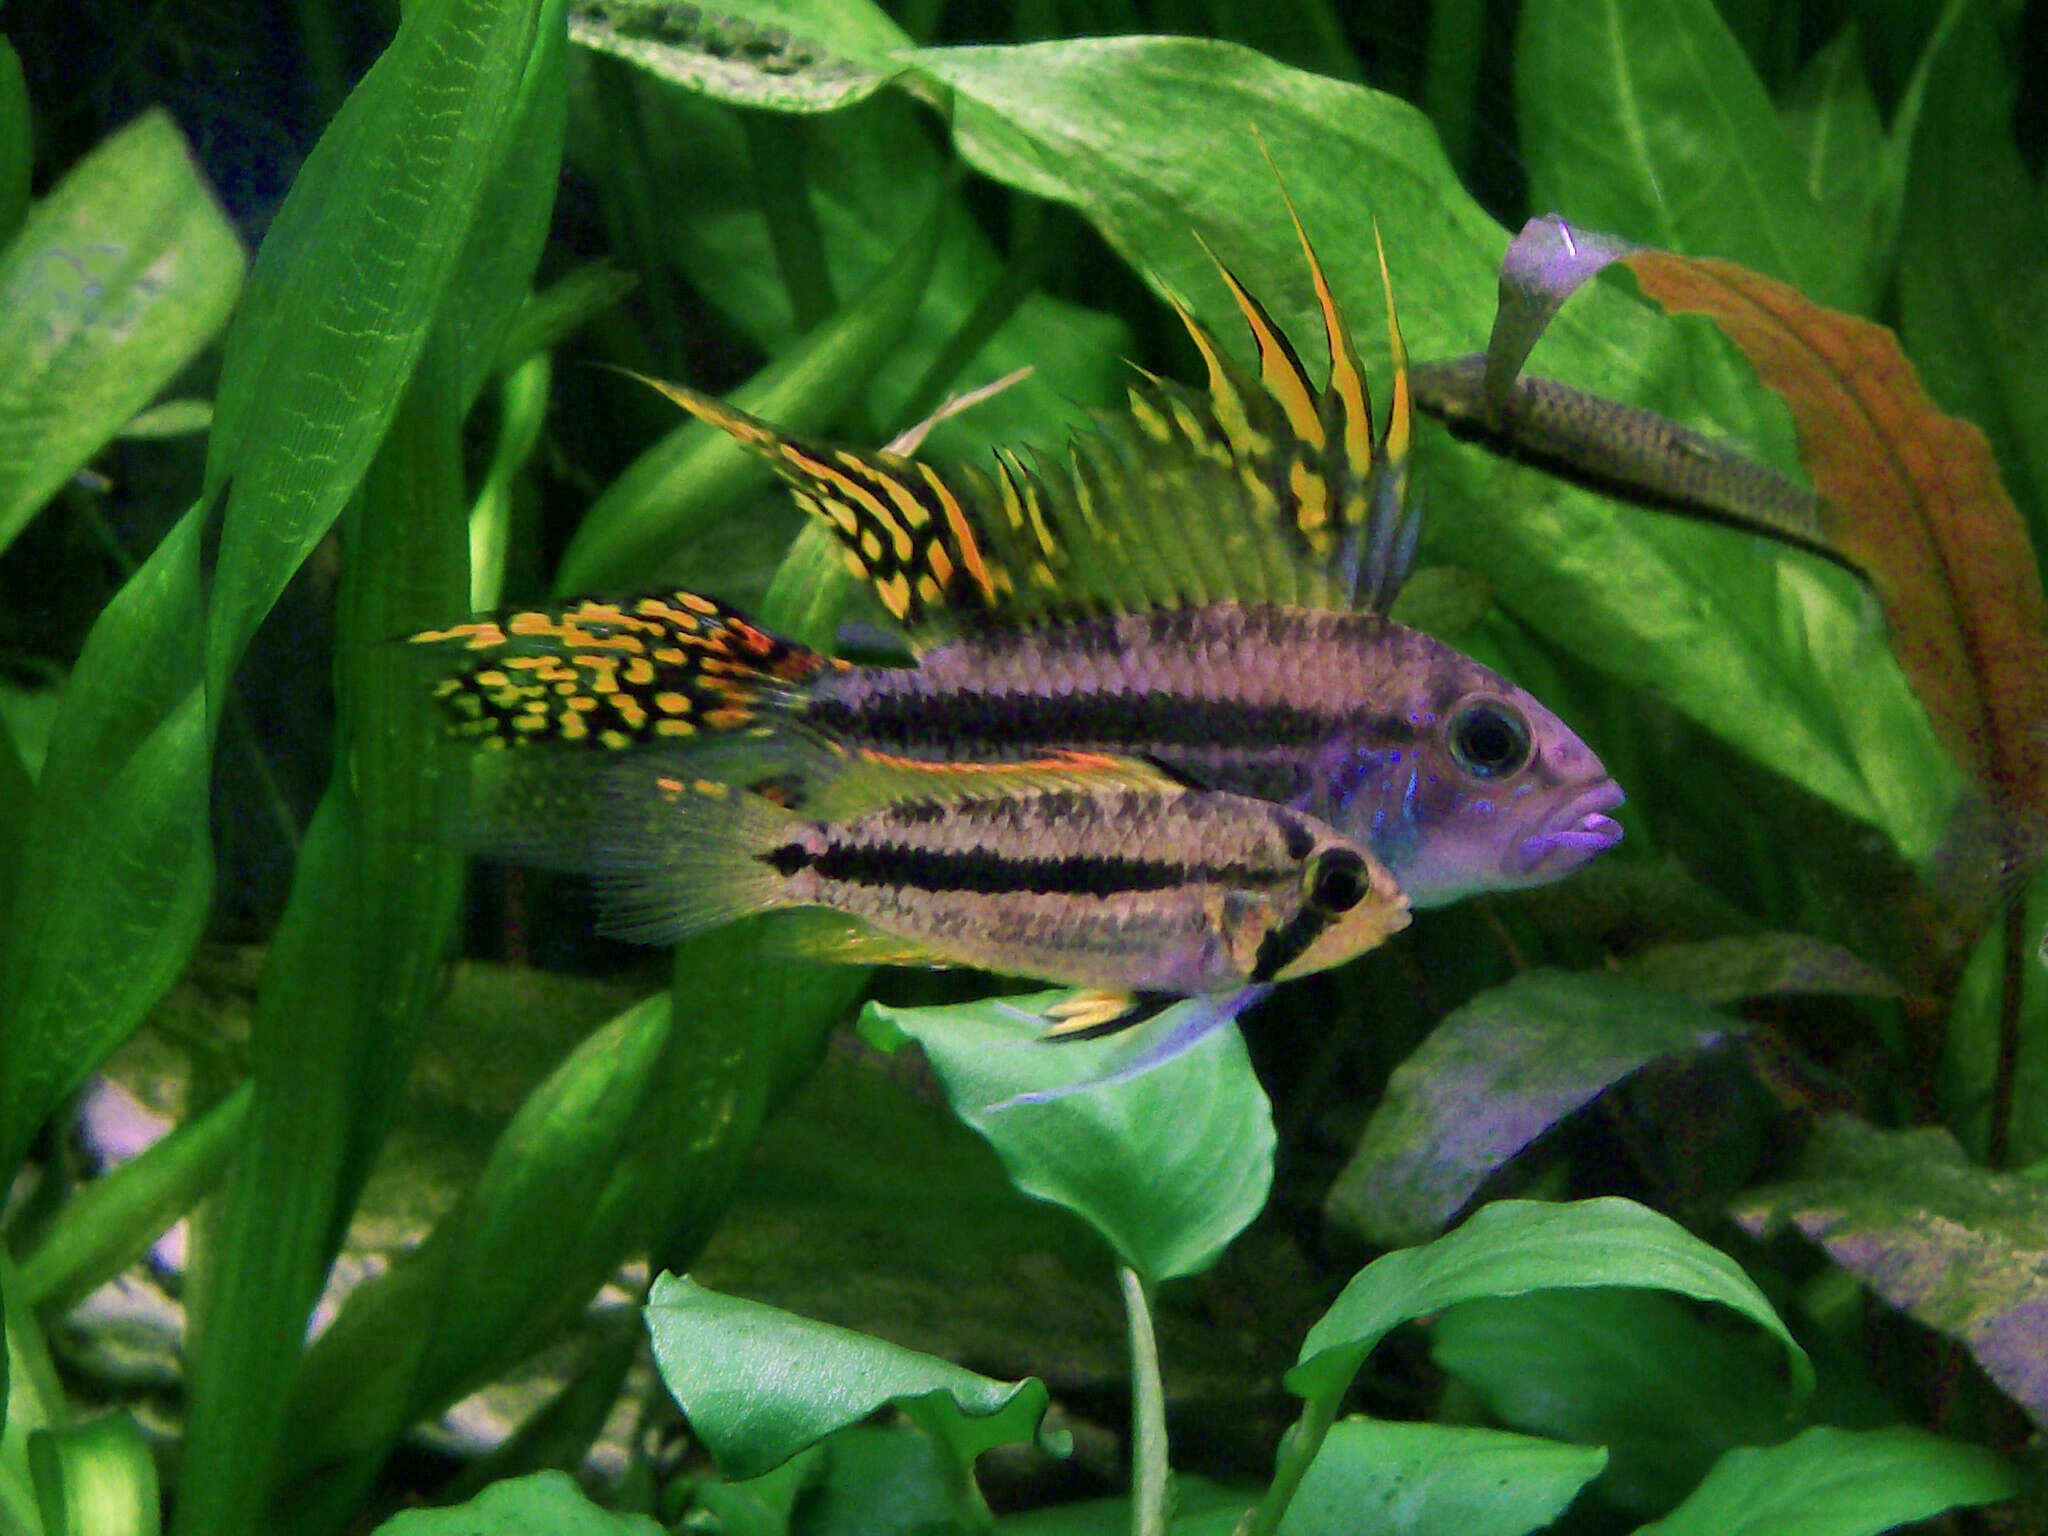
left=1430, top=1289, right=1801, bottom=1515
left=645, top=1273, right=1059, bottom=1481
left=1733, top=1115, right=2048, bottom=1425
left=1280, top=1420, right=1605, bottom=1536
left=1635, top=1425, right=2015, bottom=1536
left=1780, top=25, right=1895, bottom=310
left=861, top=993, right=1274, bottom=1284
left=0, top=109, right=243, bottom=562
left=1289, top=1199, right=1810, bottom=1408
left=1327, top=972, right=1732, bottom=1248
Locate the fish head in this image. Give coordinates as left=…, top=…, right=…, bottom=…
left=1269, top=840, right=1413, bottom=981
left=1316, top=636, right=1624, bottom=907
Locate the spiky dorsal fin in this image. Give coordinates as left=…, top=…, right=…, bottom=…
left=633, top=215, right=1418, bottom=641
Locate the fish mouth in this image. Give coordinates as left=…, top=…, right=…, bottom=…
left=1514, top=780, right=1626, bottom=876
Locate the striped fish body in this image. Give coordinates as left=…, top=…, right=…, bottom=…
left=801, top=602, right=1622, bottom=907
left=597, top=773, right=1410, bottom=999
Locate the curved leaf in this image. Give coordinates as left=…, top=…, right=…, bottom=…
left=861, top=993, right=1274, bottom=1285
left=1289, top=1198, right=1810, bottom=1406
left=372, top=1470, right=663, bottom=1534
left=1327, top=971, right=1732, bottom=1248
left=1733, top=1114, right=2048, bottom=1426
left=569, top=0, right=910, bottom=112
left=1635, top=1425, right=2014, bottom=1536
left=645, top=1273, right=1059, bottom=1480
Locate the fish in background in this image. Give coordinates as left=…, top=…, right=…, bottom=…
left=411, top=209, right=1625, bottom=909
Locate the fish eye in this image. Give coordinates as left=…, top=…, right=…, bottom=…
left=1448, top=700, right=1532, bottom=780
left=1307, top=848, right=1372, bottom=915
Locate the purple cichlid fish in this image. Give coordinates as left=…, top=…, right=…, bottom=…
left=412, top=209, right=1623, bottom=909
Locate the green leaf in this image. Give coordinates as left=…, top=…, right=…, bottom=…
left=3, top=1246, right=67, bottom=1536
left=644, top=1273, right=1060, bottom=1481
left=15, top=1082, right=249, bottom=1314
left=27, top=1414, right=159, bottom=1536
left=1899, top=4, right=2048, bottom=541
left=1733, top=1114, right=2048, bottom=1424
left=569, top=0, right=912, bottom=112
left=1429, top=1289, right=1799, bottom=1515
left=199, top=0, right=546, bottom=703
left=370, top=1469, right=663, bottom=1534
left=0, top=37, right=30, bottom=246
left=1326, top=971, right=1733, bottom=1248
left=1611, top=933, right=1898, bottom=1004
left=1515, top=0, right=1858, bottom=311
left=1779, top=25, right=1896, bottom=311
left=1279, top=1419, right=1605, bottom=1536
left=911, top=33, right=1954, bottom=862
left=860, top=993, right=1274, bottom=1284
left=1635, top=1425, right=2015, bottom=1536
left=0, top=108, right=243, bottom=562
left=1288, top=1198, right=1811, bottom=1407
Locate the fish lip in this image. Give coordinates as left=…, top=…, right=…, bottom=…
left=1514, top=780, right=1626, bottom=875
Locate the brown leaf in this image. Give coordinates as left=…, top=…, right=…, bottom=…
left=1624, top=252, right=2048, bottom=818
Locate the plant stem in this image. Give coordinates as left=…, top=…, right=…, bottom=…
left=1121, top=1266, right=1170, bottom=1536
left=1235, top=1389, right=1339, bottom=1536
left=1989, top=898, right=2026, bottom=1167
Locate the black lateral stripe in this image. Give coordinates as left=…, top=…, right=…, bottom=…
left=810, top=688, right=1410, bottom=755
left=786, top=839, right=1267, bottom=898
left=1251, top=906, right=1333, bottom=983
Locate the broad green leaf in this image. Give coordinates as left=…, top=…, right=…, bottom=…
left=1779, top=25, right=1895, bottom=311
left=1429, top=1289, right=1799, bottom=1515
left=1899, top=5, right=2048, bottom=545
left=1516, top=0, right=1858, bottom=312
left=27, top=1414, right=158, bottom=1536
left=370, top=1469, right=662, bottom=1534
left=1279, top=1419, right=1605, bottom=1536
left=861, top=993, right=1274, bottom=1284
left=1635, top=1425, right=2015, bottom=1536
left=1326, top=971, right=1733, bottom=1248
left=787, top=1423, right=989, bottom=1536
left=0, top=38, right=30, bottom=246
left=644, top=1273, right=1060, bottom=1481
left=911, top=34, right=1954, bottom=862
left=0, top=108, right=242, bottom=562
left=1733, top=1114, right=2048, bottom=1424
left=570, top=0, right=912, bottom=112
left=1288, top=1198, right=1810, bottom=1406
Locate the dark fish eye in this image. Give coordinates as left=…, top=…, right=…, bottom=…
left=1308, top=848, right=1371, bottom=914
left=1448, top=700, right=1532, bottom=779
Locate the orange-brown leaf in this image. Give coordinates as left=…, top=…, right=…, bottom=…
left=1625, top=251, right=2048, bottom=818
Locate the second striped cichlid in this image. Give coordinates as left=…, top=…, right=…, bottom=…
left=414, top=207, right=1623, bottom=907
left=486, top=754, right=1409, bottom=1040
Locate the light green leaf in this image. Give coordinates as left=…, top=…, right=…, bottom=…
left=371, top=1470, right=663, bottom=1534
left=1635, top=1425, right=2015, bottom=1536
left=1779, top=25, right=1895, bottom=310
left=1279, top=1419, right=1605, bottom=1536
left=28, top=1414, right=159, bottom=1536
left=861, top=992, right=1274, bottom=1284
left=910, top=33, right=1953, bottom=862
left=645, top=1274, right=1060, bottom=1481
left=0, top=109, right=243, bottom=562
left=569, top=0, right=912, bottom=112
left=1289, top=1198, right=1810, bottom=1407
left=1516, top=0, right=1857, bottom=311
